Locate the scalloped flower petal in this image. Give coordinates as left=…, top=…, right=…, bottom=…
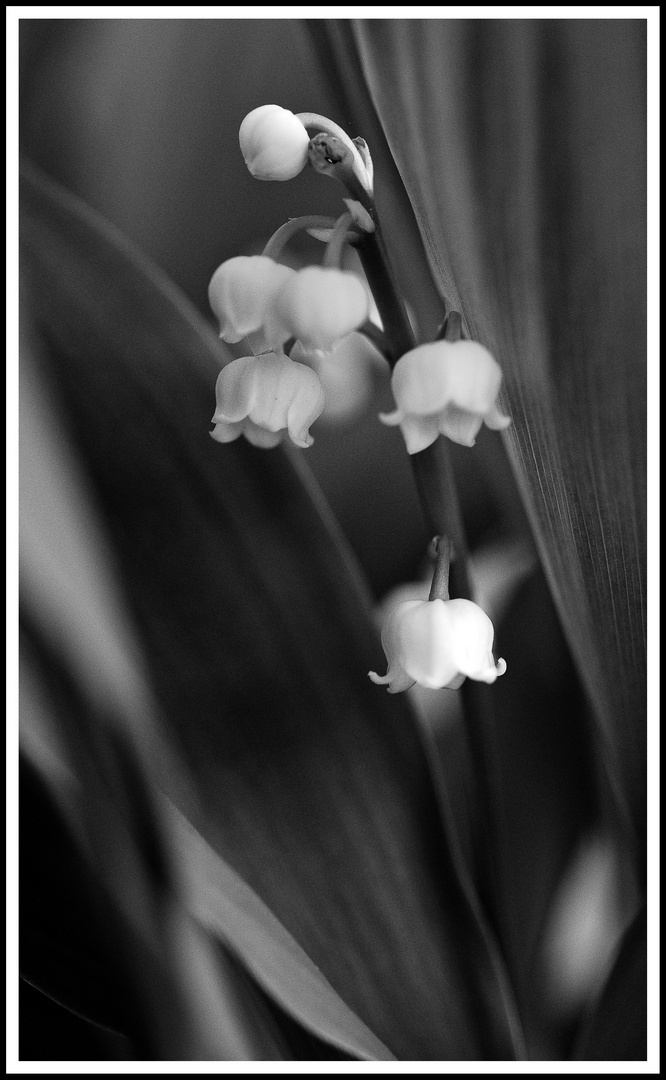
left=211, top=352, right=325, bottom=450
left=208, top=255, right=295, bottom=345
left=369, top=598, right=506, bottom=693
left=384, top=339, right=511, bottom=452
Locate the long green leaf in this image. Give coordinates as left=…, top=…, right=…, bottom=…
left=309, top=23, right=614, bottom=1056
left=346, top=19, right=647, bottom=855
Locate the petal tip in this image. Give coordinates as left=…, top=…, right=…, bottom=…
left=378, top=409, right=403, bottom=427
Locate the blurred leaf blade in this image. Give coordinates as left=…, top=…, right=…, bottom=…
left=167, top=800, right=396, bottom=1061
left=20, top=161, right=523, bottom=1059
left=438, top=567, right=598, bottom=1052
left=572, top=906, right=647, bottom=1060
left=19, top=754, right=135, bottom=1042
left=18, top=237, right=390, bottom=1062
left=310, top=22, right=616, bottom=1055
left=20, top=610, right=293, bottom=1062
left=343, top=17, right=646, bottom=852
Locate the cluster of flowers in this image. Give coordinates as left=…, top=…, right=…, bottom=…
left=209, top=255, right=369, bottom=447
left=209, top=105, right=510, bottom=693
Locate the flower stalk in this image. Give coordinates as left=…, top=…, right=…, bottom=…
left=296, top=111, right=372, bottom=197
left=261, top=215, right=339, bottom=262
left=350, top=226, right=473, bottom=596
left=322, top=211, right=354, bottom=270
left=438, top=309, right=463, bottom=343
left=226, top=101, right=515, bottom=938
left=428, top=536, right=452, bottom=602
left=345, top=187, right=508, bottom=910
left=353, top=229, right=415, bottom=364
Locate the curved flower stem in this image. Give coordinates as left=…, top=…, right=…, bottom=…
left=437, top=309, right=463, bottom=342
left=412, top=438, right=471, bottom=587
left=262, top=215, right=337, bottom=262
left=322, top=212, right=353, bottom=270
left=428, top=536, right=452, bottom=601
left=296, top=112, right=372, bottom=194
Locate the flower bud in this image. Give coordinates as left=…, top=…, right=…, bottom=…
left=210, top=352, right=325, bottom=449
left=369, top=598, right=506, bottom=693
left=380, top=340, right=511, bottom=453
left=239, top=105, right=310, bottom=181
left=273, top=267, right=370, bottom=351
left=208, top=255, right=295, bottom=345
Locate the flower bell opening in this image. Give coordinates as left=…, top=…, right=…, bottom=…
left=208, top=255, right=295, bottom=347
left=380, top=340, right=511, bottom=452
left=211, top=353, right=326, bottom=449
left=369, top=598, right=506, bottom=694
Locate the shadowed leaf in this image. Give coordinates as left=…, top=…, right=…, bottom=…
left=343, top=18, right=646, bottom=855
left=19, top=754, right=138, bottom=1044
left=20, top=162, right=523, bottom=1059
left=19, top=269, right=390, bottom=1062
left=572, top=906, right=647, bottom=1060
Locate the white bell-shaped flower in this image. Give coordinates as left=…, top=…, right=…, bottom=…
left=369, top=598, right=506, bottom=693
left=380, top=340, right=511, bottom=453
left=239, top=105, right=310, bottom=181
left=210, top=352, right=325, bottom=449
left=208, top=255, right=295, bottom=347
left=272, top=267, right=370, bottom=352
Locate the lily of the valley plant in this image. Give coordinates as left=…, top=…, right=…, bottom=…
left=209, top=104, right=512, bottom=692
left=18, top=19, right=647, bottom=1065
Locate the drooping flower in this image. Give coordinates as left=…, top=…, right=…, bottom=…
left=369, top=598, right=506, bottom=694
left=380, top=340, right=511, bottom=453
left=239, top=105, right=310, bottom=181
left=272, top=266, right=370, bottom=351
left=210, top=352, right=326, bottom=449
left=208, top=255, right=295, bottom=346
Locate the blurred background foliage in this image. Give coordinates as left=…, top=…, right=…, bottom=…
left=18, top=17, right=647, bottom=1062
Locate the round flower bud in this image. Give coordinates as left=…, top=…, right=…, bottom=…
left=239, top=105, right=310, bottom=181
left=208, top=255, right=295, bottom=345
left=272, top=267, right=370, bottom=351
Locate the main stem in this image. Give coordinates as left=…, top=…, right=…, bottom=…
left=323, top=212, right=353, bottom=270
left=296, top=112, right=371, bottom=195
left=355, top=220, right=501, bottom=917
left=428, top=537, right=452, bottom=601
left=354, top=226, right=470, bottom=573
left=353, top=228, right=414, bottom=363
